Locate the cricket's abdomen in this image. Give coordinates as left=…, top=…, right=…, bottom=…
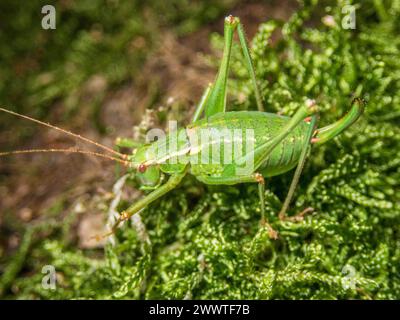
left=187, top=111, right=310, bottom=179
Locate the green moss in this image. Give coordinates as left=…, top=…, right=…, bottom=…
left=1, top=0, right=399, bottom=299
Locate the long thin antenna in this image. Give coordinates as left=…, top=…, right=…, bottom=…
left=0, top=148, right=129, bottom=166
left=0, top=107, right=127, bottom=159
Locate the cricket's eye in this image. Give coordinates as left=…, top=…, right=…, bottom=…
left=138, top=163, right=147, bottom=173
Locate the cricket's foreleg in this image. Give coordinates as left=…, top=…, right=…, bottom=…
left=197, top=172, right=278, bottom=239
left=191, top=83, right=212, bottom=122
left=279, top=115, right=318, bottom=221
left=104, top=169, right=188, bottom=237
left=237, top=22, right=264, bottom=112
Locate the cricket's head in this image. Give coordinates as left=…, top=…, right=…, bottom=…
left=130, top=144, right=161, bottom=189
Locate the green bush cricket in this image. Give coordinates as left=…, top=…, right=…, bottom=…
left=0, top=15, right=364, bottom=239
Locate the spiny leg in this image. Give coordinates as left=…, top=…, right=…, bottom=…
left=204, top=16, right=237, bottom=117
left=278, top=115, right=318, bottom=221
left=196, top=172, right=278, bottom=239
left=191, top=83, right=212, bottom=122
left=101, top=168, right=188, bottom=238
left=203, top=15, right=265, bottom=117
left=277, top=98, right=365, bottom=220
left=256, top=174, right=278, bottom=240
left=237, top=22, right=264, bottom=112
left=258, top=175, right=266, bottom=222
left=276, top=98, right=365, bottom=221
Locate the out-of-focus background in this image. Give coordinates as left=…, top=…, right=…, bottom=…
left=0, top=0, right=399, bottom=299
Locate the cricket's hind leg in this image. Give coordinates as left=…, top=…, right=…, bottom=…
left=191, top=83, right=212, bottom=122
left=278, top=98, right=365, bottom=221
left=192, top=15, right=265, bottom=121
left=196, top=172, right=278, bottom=239
left=278, top=115, right=318, bottom=221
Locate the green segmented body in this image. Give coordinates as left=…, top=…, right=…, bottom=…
left=143, top=111, right=310, bottom=181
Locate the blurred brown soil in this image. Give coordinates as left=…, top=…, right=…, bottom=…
left=0, top=1, right=297, bottom=251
